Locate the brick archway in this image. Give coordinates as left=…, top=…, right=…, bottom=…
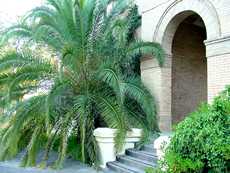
left=140, top=0, right=224, bottom=132
left=155, top=10, right=209, bottom=130
left=153, top=0, right=221, bottom=54
left=153, top=0, right=221, bottom=131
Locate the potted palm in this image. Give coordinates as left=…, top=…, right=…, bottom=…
left=0, top=0, right=164, bottom=169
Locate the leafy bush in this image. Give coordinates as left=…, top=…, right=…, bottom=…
left=162, top=87, right=230, bottom=173
left=145, top=167, right=162, bottom=173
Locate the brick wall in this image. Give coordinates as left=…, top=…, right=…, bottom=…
left=172, top=21, right=207, bottom=124
left=141, top=56, right=172, bottom=131
left=207, top=54, right=230, bottom=101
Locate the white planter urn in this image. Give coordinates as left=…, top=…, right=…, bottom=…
left=93, top=128, right=142, bottom=168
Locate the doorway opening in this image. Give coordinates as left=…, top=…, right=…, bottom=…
left=171, top=14, right=207, bottom=125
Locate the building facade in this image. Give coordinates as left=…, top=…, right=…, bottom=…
left=136, top=0, right=230, bottom=131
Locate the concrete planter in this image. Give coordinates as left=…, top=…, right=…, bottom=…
left=93, top=128, right=142, bottom=168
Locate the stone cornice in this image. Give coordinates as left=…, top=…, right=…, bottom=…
left=205, top=35, right=230, bottom=58
left=204, top=35, right=230, bottom=46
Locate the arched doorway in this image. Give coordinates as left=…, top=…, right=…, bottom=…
left=171, top=14, right=207, bottom=125
left=140, top=0, right=223, bottom=131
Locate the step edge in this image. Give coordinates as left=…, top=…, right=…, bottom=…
left=117, top=155, right=157, bottom=167
left=126, top=149, right=158, bottom=158
left=107, top=161, right=143, bottom=173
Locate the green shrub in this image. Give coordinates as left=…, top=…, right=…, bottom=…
left=145, top=167, right=163, bottom=173
left=163, top=87, right=230, bottom=173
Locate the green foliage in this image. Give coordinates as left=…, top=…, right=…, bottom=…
left=162, top=86, right=230, bottom=173
left=121, top=4, right=142, bottom=76
left=0, top=0, right=165, bottom=169
left=145, top=167, right=163, bottom=173
left=162, top=151, right=204, bottom=173
left=66, top=136, right=82, bottom=161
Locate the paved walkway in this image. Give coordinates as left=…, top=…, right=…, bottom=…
left=0, top=160, right=104, bottom=173
left=0, top=152, right=106, bottom=173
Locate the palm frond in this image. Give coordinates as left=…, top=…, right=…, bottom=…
left=0, top=25, right=32, bottom=46
left=121, top=78, right=159, bottom=131
left=127, top=41, right=165, bottom=66
left=0, top=0, right=164, bottom=168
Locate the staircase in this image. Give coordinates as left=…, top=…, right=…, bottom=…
left=105, top=144, right=158, bottom=173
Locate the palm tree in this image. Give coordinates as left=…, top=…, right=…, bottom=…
left=0, top=0, right=164, bottom=169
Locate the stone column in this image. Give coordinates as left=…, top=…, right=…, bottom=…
left=141, top=54, right=172, bottom=132
left=205, top=36, right=230, bottom=102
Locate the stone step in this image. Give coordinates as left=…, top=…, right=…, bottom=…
left=107, top=161, right=145, bottom=173
left=117, top=155, right=156, bottom=170
left=103, top=168, right=117, bottom=173
left=141, top=144, right=155, bottom=153
left=125, top=149, right=158, bottom=163
left=105, top=137, right=159, bottom=173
